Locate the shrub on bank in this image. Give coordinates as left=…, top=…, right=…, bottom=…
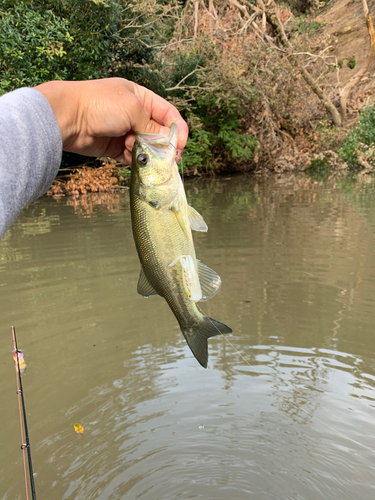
left=0, top=0, right=165, bottom=94
left=2, top=0, right=361, bottom=175
left=0, top=0, right=259, bottom=173
left=339, top=105, right=375, bottom=168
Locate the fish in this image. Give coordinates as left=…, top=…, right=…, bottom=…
left=130, top=123, right=232, bottom=368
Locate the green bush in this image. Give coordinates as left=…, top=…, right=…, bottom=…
left=1, top=0, right=258, bottom=172
left=180, top=95, right=258, bottom=171
left=339, top=104, right=375, bottom=167
left=168, top=44, right=258, bottom=171
left=0, top=3, right=72, bottom=92
left=0, top=0, right=165, bottom=95
left=295, top=17, right=325, bottom=35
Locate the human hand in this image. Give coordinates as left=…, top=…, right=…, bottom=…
left=34, top=78, right=189, bottom=164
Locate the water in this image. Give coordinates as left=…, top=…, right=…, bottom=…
left=1, top=173, right=375, bottom=499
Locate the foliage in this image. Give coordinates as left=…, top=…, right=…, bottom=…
left=0, top=2, right=72, bottom=92
left=311, top=120, right=346, bottom=151
left=339, top=104, right=375, bottom=167
left=47, top=163, right=120, bottom=196
left=180, top=91, right=258, bottom=171
left=1, top=0, right=363, bottom=175
left=347, top=58, right=356, bottom=70
left=165, top=12, right=259, bottom=171
left=182, top=127, right=216, bottom=171
left=0, top=0, right=171, bottom=95
left=164, top=1, right=348, bottom=172
left=283, top=0, right=315, bottom=14
left=284, top=0, right=333, bottom=14
left=306, top=157, right=332, bottom=181
left=294, top=17, right=324, bottom=35
left=118, top=167, right=131, bottom=185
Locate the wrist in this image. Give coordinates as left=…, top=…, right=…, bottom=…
left=34, top=81, right=81, bottom=148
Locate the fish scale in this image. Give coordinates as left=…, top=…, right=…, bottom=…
left=132, top=189, right=198, bottom=323
left=130, top=124, right=232, bottom=368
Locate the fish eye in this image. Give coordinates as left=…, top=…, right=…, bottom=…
left=137, top=153, right=149, bottom=167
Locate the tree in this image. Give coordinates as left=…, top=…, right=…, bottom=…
left=0, top=0, right=168, bottom=95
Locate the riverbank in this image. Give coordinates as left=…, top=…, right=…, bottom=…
left=43, top=0, right=375, bottom=197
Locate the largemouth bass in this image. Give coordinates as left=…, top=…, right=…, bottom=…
left=130, top=124, right=232, bottom=368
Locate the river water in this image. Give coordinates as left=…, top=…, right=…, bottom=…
left=1, top=173, right=375, bottom=500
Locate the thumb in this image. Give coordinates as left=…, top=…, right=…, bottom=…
left=124, top=120, right=172, bottom=162
left=131, top=113, right=170, bottom=136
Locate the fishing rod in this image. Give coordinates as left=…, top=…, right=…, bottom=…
left=12, top=326, right=37, bottom=500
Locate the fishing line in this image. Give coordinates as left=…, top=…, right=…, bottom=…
left=169, top=141, right=181, bottom=161
left=200, top=308, right=375, bottom=455
left=12, top=326, right=37, bottom=500
left=170, top=141, right=184, bottom=184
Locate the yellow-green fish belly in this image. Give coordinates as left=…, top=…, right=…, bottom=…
left=131, top=193, right=201, bottom=327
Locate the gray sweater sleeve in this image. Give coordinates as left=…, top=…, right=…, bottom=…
left=0, top=87, right=62, bottom=239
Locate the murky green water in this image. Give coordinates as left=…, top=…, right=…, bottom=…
left=1, top=173, right=375, bottom=500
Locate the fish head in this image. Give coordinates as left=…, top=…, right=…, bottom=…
left=131, top=124, right=180, bottom=210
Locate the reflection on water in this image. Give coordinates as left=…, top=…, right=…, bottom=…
left=1, top=173, right=375, bottom=499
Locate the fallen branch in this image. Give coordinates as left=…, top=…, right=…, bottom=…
left=229, top=0, right=251, bottom=18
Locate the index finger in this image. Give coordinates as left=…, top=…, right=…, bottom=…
left=131, top=83, right=189, bottom=152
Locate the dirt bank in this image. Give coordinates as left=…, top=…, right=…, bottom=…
left=318, top=0, right=374, bottom=89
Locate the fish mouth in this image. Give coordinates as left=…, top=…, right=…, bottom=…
left=134, top=131, right=170, bottom=149
left=134, top=124, right=178, bottom=150
left=134, top=129, right=177, bottom=167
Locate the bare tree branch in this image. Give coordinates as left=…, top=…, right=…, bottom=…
left=165, top=68, right=200, bottom=91
left=139, top=37, right=193, bottom=50
left=194, top=0, right=199, bottom=39
left=267, top=10, right=342, bottom=126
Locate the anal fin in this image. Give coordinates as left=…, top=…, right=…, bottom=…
left=137, top=268, right=158, bottom=297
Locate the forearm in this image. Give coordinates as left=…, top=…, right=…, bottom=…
left=0, top=88, right=62, bottom=239
left=0, top=78, right=187, bottom=238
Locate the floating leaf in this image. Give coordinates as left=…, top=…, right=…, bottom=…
left=73, top=423, right=84, bottom=435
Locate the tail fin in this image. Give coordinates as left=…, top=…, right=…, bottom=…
left=181, top=316, right=232, bottom=368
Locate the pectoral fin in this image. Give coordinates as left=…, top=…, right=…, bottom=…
left=197, top=261, right=222, bottom=301
left=188, top=206, right=208, bottom=232
left=137, top=268, right=158, bottom=297
left=172, top=207, right=189, bottom=239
